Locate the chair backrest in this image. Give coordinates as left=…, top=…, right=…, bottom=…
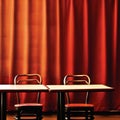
left=14, top=73, right=42, bottom=104
left=63, top=74, right=91, bottom=104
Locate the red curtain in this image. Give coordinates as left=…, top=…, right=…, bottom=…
left=0, top=0, right=120, bottom=112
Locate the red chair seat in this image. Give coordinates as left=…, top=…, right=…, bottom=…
left=65, top=103, right=94, bottom=108
left=15, top=103, right=43, bottom=107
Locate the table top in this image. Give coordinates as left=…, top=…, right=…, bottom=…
left=47, top=84, right=114, bottom=92
left=0, top=84, right=48, bottom=92
left=0, top=84, right=113, bottom=92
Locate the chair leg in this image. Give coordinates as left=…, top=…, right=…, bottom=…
left=87, top=109, right=94, bottom=120
left=85, top=110, right=88, bottom=120
left=67, top=109, right=70, bottom=120
left=90, top=109, right=94, bottom=120
left=36, top=110, right=42, bottom=120
left=65, top=109, right=70, bottom=120
left=36, top=115, right=42, bottom=120
left=15, top=110, right=20, bottom=120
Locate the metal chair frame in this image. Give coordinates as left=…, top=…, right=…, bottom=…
left=14, top=74, right=43, bottom=120
left=63, top=74, right=94, bottom=120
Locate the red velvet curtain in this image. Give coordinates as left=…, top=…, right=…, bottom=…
left=0, top=0, right=120, bottom=112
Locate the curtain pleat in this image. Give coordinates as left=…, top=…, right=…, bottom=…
left=0, top=0, right=119, bottom=112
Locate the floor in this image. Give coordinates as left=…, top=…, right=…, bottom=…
left=7, top=113, right=120, bottom=120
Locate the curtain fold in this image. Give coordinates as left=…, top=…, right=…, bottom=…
left=0, top=0, right=119, bottom=112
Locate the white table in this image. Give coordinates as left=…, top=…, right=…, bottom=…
left=0, top=84, right=113, bottom=120
left=0, top=84, right=48, bottom=120
left=47, top=84, right=113, bottom=120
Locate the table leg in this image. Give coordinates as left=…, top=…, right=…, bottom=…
left=57, top=92, right=65, bottom=120
left=0, top=92, right=6, bottom=120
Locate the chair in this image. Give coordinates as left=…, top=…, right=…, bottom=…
left=63, top=74, right=94, bottom=120
left=14, top=74, right=43, bottom=120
